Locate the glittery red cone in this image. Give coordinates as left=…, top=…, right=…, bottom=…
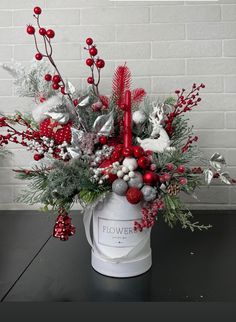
left=53, top=212, right=76, bottom=241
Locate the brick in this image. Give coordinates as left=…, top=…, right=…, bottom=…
left=14, top=43, right=81, bottom=61
left=82, top=42, right=151, bottom=60
left=152, top=40, right=221, bottom=58
left=0, top=186, right=13, bottom=203
left=151, top=5, right=220, bottom=23
left=45, top=0, right=112, bottom=8
left=200, top=94, right=236, bottom=111
left=187, top=58, right=236, bottom=75
left=0, top=10, right=12, bottom=27
left=152, top=76, right=223, bottom=94
left=116, top=24, right=185, bottom=42
left=181, top=186, right=230, bottom=204
left=225, top=112, right=236, bottom=129
left=222, top=4, right=236, bottom=21
left=0, top=45, right=13, bottom=61
left=0, top=152, right=14, bottom=167
left=224, top=40, right=236, bottom=57
left=115, top=1, right=184, bottom=6
left=81, top=7, right=149, bottom=25
left=13, top=9, right=80, bottom=26
left=224, top=76, right=236, bottom=93
left=0, top=97, right=32, bottom=113
left=194, top=130, right=236, bottom=148
left=188, top=112, right=225, bottom=129
left=187, top=22, right=236, bottom=40
left=227, top=149, right=236, bottom=166
left=0, top=0, right=45, bottom=9
left=115, top=59, right=185, bottom=77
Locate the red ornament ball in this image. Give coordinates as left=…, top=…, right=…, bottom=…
left=89, top=46, right=98, bottom=56
left=177, top=165, right=186, bottom=174
left=52, top=83, right=60, bottom=90
left=87, top=77, right=94, bottom=84
left=34, top=153, right=43, bottom=161
left=138, top=156, right=150, bottom=169
left=26, top=25, right=35, bottom=35
left=126, top=187, right=143, bottom=204
left=110, top=151, right=121, bottom=162
left=52, top=75, right=61, bottom=83
left=143, top=171, right=158, bottom=186
left=122, top=147, right=133, bottom=158
left=99, top=136, right=108, bottom=145
left=86, top=58, right=94, bottom=67
left=86, top=38, right=93, bottom=46
left=114, top=144, right=124, bottom=153
left=34, top=7, right=42, bottom=15
left=133, top=145, right=144, bottom=158
left=39, top=28, right=46, bottom=36
left=46, top=29, right=55, bottom=39
left=96, top=59, right=105, bottom=69
left=35, top=53, right=43, bottom=61
left=73, top=99, right=79, bottom=107
left=44, top=74, right=52, bottom=81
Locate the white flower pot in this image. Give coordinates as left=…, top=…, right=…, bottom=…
left=84, top=193, right=152, bottom=278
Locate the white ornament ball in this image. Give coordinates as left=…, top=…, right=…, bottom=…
left=141, top=185, right=157, bottom=202
left=117, top=170, right=124, bottom=178
left=132, top=110, right=146, bottom=125
left=128, top=171, right=143, bottom=189
left=129, top=171, right=135, bottom=178
left=123, top=157, right=138, bottom=171
left=112, top=179, right=128, bottom=196
left=123, top=175, right=130, bottom=181
left=122, top=166, right=129, bottom=174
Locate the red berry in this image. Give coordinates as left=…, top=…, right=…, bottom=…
left=34, top=154, right=43, bottom=161
left=52, top=83, right=60, bottom=90
left=73, top=99, right=79, bottom=107
left=89, top=46, right=97, bottom=56
left=122, top=147, right=133, bottom=158
left=96, top=59, right=105, bottom=69
left=162, top=173, right=171, bottom=182
left=165, top=163, right=174, bottom=171
left=44, top=74, right=52, bottom=81
left=35, top=53, right=43, bottom=60
left=34, top=7, right=42, bottom=15
left=99, top=136, right=108, bottom=145
left=138, top=156, right=150, bottom=169
left=26, top=25, right=35, bottom=35
left=133, top=146, right=144, bottom=158
left=87, top=77, right=94, bottom=84
left=46, top=29, right=55, bottom=39
left=179, top=177, right=188, bottom=185
left=86, top=58, right=94, bottom=67
left=52, top=75, right=61, bottom=83
left=177, top=165, right=186, bottom=174
left=86, top=38, right=93, bottom=46
left=61, top=87, right=66, bottom=94
left=39, top=28, right=46, bottom=36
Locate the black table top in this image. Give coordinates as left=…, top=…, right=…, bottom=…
left=0, top=210, right=235, bottom=302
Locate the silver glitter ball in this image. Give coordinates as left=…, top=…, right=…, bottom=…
left=141, top=185, right=157, bottom=202
left=128, top=171, right=143, bottom=189
left=112, top=179, right=128, bottom=196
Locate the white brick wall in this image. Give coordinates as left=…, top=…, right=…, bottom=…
left=0, top=0, right=236, bottom=210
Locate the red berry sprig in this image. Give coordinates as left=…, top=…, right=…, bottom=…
left=165, top=83, right=205, bottom=136
left=84, top=37, right=105, bottom=97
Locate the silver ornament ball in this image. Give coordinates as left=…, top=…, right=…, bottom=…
left=128, top=171, right=143, bottom=189
left=141, top=185, right=157, bottom=202
left=112, top=179, right=128, bottom=196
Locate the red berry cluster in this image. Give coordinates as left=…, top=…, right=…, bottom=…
left=26, top=7, right=55, bottom=61
left=135, top=199, right=164, bottom=231
left=165, top=83, right=205, bottom=136
left=191, top=167, right=203, bottom=174
left=84, top=38, right=105, bottom=96
left=182, top=135, right=199, bottom=153
left=44, top=73, right=66, bottom=94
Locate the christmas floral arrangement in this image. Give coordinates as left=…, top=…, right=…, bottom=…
left=0, top=7, right=234, bottom=241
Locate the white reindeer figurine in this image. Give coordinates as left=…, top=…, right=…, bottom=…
left=137, top=104, right=172, bottom=153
